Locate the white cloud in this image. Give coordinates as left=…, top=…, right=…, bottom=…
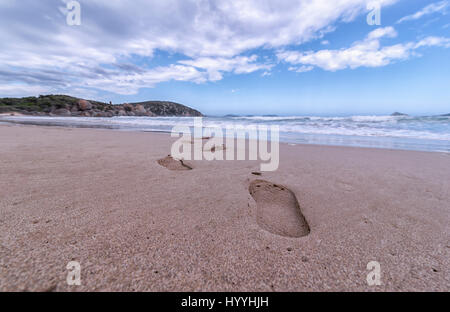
left=366, top=26, right=397, bottom=40
left=288, top=65, right=315, bottom=73
left=179, top=55, right=273, bottom=81
left=397, top=1, right=449, bottom=24
left=414, top=36, right=450, bottom=49
left=277, top=27, right=450, bottom=71
left=83, top=64, right=209, bottom=95
left=0, top=84, right=52, bottom=97
left=0, top=0, right=399, bottom=97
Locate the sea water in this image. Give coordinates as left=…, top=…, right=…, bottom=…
left=1, top=115, right=449, bottom=153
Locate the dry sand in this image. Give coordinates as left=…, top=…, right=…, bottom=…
left=0, top=123, right=449, bottom=291
left=0, top=112, right=25, bottom=117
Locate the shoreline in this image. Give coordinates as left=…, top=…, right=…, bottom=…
left=0, top=112, right=26, bottom=117
left=1, top=124, right=449, bottom=291
left=1, top=117, right=449, bottom=154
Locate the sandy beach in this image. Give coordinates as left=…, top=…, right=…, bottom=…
left=0, top=123, right=449, bottom=292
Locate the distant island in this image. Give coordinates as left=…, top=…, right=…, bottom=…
left=0, top=95, right=203, bottom=117
left=391, top=112, right=409, bottom=116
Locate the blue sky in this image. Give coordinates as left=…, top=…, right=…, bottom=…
left=0, top=0, right=449, bottom=115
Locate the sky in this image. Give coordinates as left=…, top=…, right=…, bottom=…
left=0, top=0, right=449, bottom=116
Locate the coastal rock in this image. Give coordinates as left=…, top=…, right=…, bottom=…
left=135, top=104, right=147, bottom=115
left=0, top=95, right=203, bottom=118
left=123, top=103, right=133, bottom=112
left=391, top=112, right=408, bottom=116
left=53, top=108, right=71, bottom=116
left=78, top=100, right=92, bottom=111
left=136, top=104, right=146, bottom=112
left=94, top=111, right=113, bottom=117
left=136, top=101, right=202, bottom=117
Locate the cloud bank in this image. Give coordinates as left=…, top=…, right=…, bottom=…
left=1, top=0, right=433, bottom=97
left=397, top=1, right=449, bottom=24
left=278, top=27, right=450, bottom=72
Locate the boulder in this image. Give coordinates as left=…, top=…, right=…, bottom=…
left=94, top=112, right=107, bottom=117
left=123, top=103, right=133, bottom=112
left=53, top=108, right=71, bottom=116
left=135, top=104, right=147, bottom=114
left=78, top=99, right=92, bottom=111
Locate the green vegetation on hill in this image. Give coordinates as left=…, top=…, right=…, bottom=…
left=0, top=95, right=203, bottom=117
left=0, top=95, right=104, bottom=114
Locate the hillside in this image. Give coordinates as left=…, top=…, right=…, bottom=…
left=0, top=95, right=203, bottom=117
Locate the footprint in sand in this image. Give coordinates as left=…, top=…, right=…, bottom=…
left=206, top=144, right=226, bottom=152
left=157, top=155, right=193, bottom=171
left=189, top=137, right=226, bottom=152
left=188, top=137, right=211, bottom=145
left=249, top=180, right=310, bottom=238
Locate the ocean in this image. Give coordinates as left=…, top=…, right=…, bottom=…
left=1, top=115, right=449, bottom=153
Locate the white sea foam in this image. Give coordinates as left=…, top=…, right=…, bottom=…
left=2, top=115, right=449, bottom=152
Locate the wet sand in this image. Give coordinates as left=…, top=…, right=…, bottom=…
left=0, top=124, right=449, bottom=291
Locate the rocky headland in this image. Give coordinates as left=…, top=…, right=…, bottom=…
left=0, top=95, right=203, bottom=117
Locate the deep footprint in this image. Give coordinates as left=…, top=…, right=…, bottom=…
left=249, top=180, right=310, bottom=238
left=157, top=155, right=192, bottom=171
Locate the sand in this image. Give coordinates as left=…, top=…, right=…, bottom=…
left=0, top=123, right=449, bottom=291
left=0, top=112, right=25, bottom=117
